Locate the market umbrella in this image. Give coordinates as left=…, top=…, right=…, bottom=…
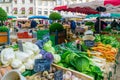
left=86, top=13, right=120, bottom=19
left=7, top=16, right=17, bottom=19
left=62, top=14, right=82, bottom=18
left=68, top=0, right=120, bottom=33
left=53, top=5, right=98, bottom=14
left=68, top=0, right=120, bottom=13
left=28, top=16, right=49, bottom=19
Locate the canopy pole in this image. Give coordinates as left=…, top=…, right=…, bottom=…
left=99, top=12, right=101, bottom=34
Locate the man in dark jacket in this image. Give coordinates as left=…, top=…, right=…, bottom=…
left=95, top=17, right=107, bottom=34
left=70, top=20, right=76, bottom=33
left=30, top=19, right=37, bottom=28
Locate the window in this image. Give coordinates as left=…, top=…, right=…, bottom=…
left=56, top=0, right=62, bottom=5
left=44, top=11, right=48, bottom=15
left=49, top=1, right=53, bottom=6
left=22, top=0, right=25, bottom=4
left=0, top=0, right=3, bottom=2
left=6, top=7, right=9, bottom=13
left=5, top=0, right=10, bottom=2
left=30, top=0, right=33, bottom=3
left=38, top=11, right=42, bottom=15
left=50, top=11, right=53, bottom=14
left=14, top=0, right=17, bottom=4
left=38, top=1, right=42, bottom=5
left=43, top=1, right=48, bottom=6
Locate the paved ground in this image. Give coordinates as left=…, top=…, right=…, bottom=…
left=116, top=56, right=120, bottom=80
left=115, top=51, right=120, bottom=80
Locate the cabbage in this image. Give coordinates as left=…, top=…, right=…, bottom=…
left=39, top=49, right=46, bottom=55
left=11, top=59, right=22, bottom=69
left=0, top=48, right=15, bottom=65
left=43, top=42, right=55, bottom=54
left=43, top=52, right=54, bottom=63
left=53, top=54, right=61, bottom=63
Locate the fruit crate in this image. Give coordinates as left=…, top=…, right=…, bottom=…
left=27, top=64, right=93, bottom=80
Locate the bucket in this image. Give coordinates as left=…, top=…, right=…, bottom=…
left=1, top=70, right=26, bottom=80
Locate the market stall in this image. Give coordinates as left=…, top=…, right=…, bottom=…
left=0, top=30, right=119, bottom=80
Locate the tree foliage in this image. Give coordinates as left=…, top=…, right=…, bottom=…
left=49, top=12, right=62, bottom=20
left=0, top=7, right=7, bottom=22
left=49, top=23, right=64, bottom=32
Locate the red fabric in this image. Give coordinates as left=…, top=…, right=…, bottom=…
left=53, top=5, right=67, bottom=11
left=53, top=5, right=99, bottom=14
left=104, top=0, right=120, bottom=6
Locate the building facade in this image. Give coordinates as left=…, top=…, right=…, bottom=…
left=0, top=0, right=94, bottom=17
left=35, top=0, right=56, bottom=16
left=0, top=0, right=12, bottom=15
left=12, top=0, right=35, bottom=18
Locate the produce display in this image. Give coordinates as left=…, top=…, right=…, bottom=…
left=27, top=66, right=82, bottom=80
left=0, top=33, right=119, bottom=80
left=17, top=32, right=33, bottom=38
left=54, top=43, right=103, bottom=80
left=0, top=42, right=41, bottom=73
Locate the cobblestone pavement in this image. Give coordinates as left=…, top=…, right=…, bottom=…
left=116, top=53, right=120, bottom=80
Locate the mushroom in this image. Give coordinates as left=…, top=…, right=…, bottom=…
left=47, top=73, right=54, bottom=79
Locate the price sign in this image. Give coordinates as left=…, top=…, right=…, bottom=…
left=18, top=40, right=23, bottom=51
left=54, top=70, right=63, bottom=80
left=34, top=59, right=51, bottom=72
left=84, top=40, right=94, bottom=47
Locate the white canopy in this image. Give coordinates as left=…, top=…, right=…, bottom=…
left=62, top=14, right=82, bottom=18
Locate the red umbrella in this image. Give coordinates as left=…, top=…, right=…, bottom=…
left=68, top=0, right=120, bottom=13
left=104, top=0, right=120, bottom=6
left=53, top=5, right=67, bottom=11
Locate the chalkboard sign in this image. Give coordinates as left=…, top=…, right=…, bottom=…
left=18, top=40, right=23, bottom=51
left=84, top=40, right=94, bottom=47
left=34, top=59, right=51, bottom=72
left=54, top=70, right=63, bottom=80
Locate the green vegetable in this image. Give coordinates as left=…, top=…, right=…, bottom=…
left=57, top=63, right=64, bottom=67
left=95, top=34, right=101, bottom=42
left=53, top=54, right=61, bottom=63
left=71, top=56, right=90, bottom=72
left=43, top=40, right=55, bottom=54
left=0, top=26, right=9, bottom=32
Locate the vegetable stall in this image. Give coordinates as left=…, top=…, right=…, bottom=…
left=0, top=31, right=119, bottom=80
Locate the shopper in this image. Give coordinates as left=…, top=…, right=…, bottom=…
left=30, top=19, right=38, bottom=28
left=116, top=19, right=120, bottom=31
left=70, top=20, right=76, bottom=33
left=111, top=19, right=117, bottom=30
left=94, top=17, right=107, bottom=34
